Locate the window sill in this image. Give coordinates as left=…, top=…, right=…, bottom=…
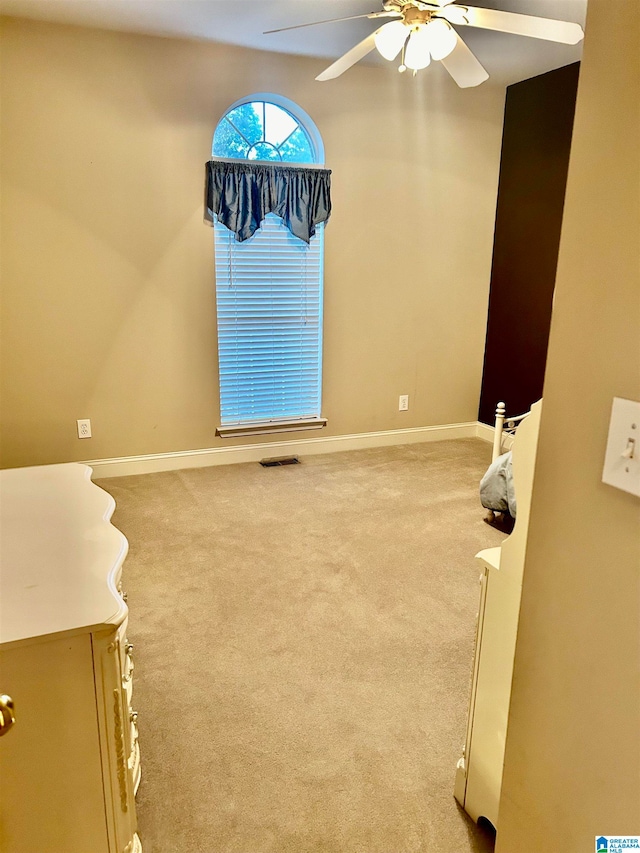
left=216, top=418, right=327, bottom=439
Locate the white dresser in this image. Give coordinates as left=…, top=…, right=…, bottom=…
left=454, top=401, right=542, bottom=830
left=0, top=463, right=142, bottom=853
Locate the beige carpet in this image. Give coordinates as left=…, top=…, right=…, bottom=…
left=100, top=438, right=504, bottom=853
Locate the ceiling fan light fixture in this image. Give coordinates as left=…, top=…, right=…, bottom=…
left=404, top=25, right=432, bottom=70
left=374, top=20, right=409, bottom=61
left=424, top=19, right=457, bottom=61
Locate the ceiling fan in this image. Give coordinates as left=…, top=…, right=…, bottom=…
left=264, top=0, right=584, bottom=88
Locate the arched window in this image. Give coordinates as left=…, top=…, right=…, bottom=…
left=212, top=96, right=326, bottom=436
left=213, top=96, right=322, bottom=164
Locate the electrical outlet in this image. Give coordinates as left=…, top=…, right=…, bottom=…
left=399, top=395, right=409, bottom=412
left=77, top=419, right=92, bottom=439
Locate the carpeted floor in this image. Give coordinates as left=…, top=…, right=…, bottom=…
left=100, top=438, right=504, bottom=853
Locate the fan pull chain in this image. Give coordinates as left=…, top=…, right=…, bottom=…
left=398, top=42, right=407, bottom=73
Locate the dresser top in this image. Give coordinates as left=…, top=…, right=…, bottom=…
left=0, top=463, right=128, bottom=647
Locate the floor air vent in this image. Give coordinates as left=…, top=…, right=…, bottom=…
left=259, top=456, right=300, bottom=467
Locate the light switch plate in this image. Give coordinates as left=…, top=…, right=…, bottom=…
left=602, top=397, right=640, bottom=497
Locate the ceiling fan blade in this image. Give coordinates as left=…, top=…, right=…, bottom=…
left=458, top=6, right=584, bottom=45
left=439, top=32, right=489, bottom=88
left=264, top=11, right=398, bottom=35
left=315, top=31, right=380, bottom=81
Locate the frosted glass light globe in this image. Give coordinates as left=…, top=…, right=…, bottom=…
left=374, top=20, right=410, bottom=61
left=404, top=26, right=432, bottom=70
left=424, top=18, right=457, bottom=60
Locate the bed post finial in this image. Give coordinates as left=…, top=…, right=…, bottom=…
left=492, top=402, right=506, bottom=462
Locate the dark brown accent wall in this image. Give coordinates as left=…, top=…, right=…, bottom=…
left=478, top=63, right=580, bottom=425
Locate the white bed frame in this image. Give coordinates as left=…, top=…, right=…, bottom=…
left=484, top=402, right=532, bottom=525
left=491, top=401, right=531, bottom=463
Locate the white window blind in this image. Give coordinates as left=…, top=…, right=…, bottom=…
left=214, top=214, right=324, bottom=426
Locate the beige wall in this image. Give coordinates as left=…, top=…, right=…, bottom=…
left=0, top=17, right=504, bottom=467
left=497, top=1, right=640, bottom=849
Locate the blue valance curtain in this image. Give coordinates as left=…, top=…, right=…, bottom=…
left=205, top=160, right=331, bottom=244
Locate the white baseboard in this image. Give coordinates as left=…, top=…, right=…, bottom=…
left=88, top=421, right=493, bottom=478
left=475, top=421, right=495, bottom=444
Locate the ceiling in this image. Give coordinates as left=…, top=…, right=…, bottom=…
left=0, top=0, right=588, bottom=86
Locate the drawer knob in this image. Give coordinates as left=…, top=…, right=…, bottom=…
left=130, top=710, right=138, bottom=724
left=125, top=643, right=134, bottom=657
left=0, top=695, right=16, bottom=737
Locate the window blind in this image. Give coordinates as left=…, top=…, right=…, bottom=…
left=214, top=214, right=324, bottom=426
